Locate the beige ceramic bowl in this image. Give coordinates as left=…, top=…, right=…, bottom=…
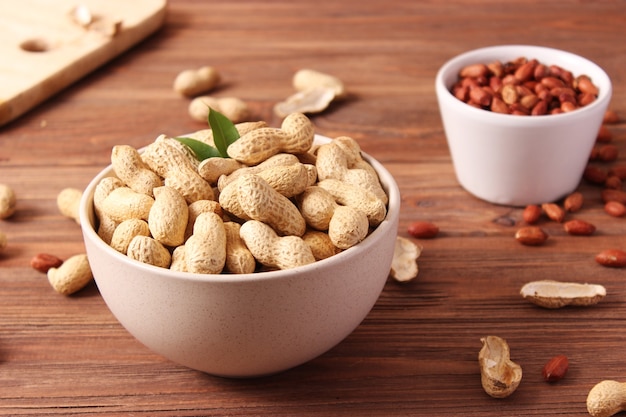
left=436, top=45, right=612, bottom=206
left=80, top=135, right=400, bottom=378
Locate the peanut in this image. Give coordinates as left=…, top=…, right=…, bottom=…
left=184, top=199, right=223, bottom=241
left=297, top=186, right=369, bottom=249
left=520, top=280, right=606, bottom=308
left=239, top=220, right=315, bottom=270
left=223, top=221, right=256, bottom=274
left=142, top=135, right=213, bottom=203
left=226, top=112, right=315, bottom=165
left=220, top=174, right=306, bottom=237
left=189, top=96, right=250, bottom=124
left=217, top=153, right=300, bottom=191
left=542, top=355, right=569, bottom=382
left=100, top=187, right=154, bottom=223
left=478, top=335, right=522, bottom=398
left=185, top=212, right=226, bottom=274
left=302, top=230, right=341, bottom=261
left=595, top=249, right=626, bottom=268
left=127, top=235, right=171, bottom=269
left=407, top=221, right=439, bottom=239
left=0, top=184, right=16, bottom=219
left=110, top=219, right=150, bottom=254
left=148, top=186, right=189, bottom=247
left=198, top=157, right=245, bottom=185
left=31, top=253, right=64, bottom=273
left=328, top=205, right=369, bottom=249
left=315, top=137, right=388, bottom=204
left=173, top=66, right=220, bottom=97
left=587, top=380, right=626, bottom=417
left=169, top=245, right=188, bottom=272
left=515, top=226, right=548, bottom=246
left=47, top=254, right=93, bottom=295
left=57, top=187, right=83, bottom=224
left=318, top=179, right=387, bottom=227
left=522, top=204, right=542, bottom=224
left=111, top=145, right=162, bottom=196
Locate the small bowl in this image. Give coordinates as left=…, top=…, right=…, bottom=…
left=435, top=45, right=612, bottom=206
left=80, top=136, right=400, bottom=378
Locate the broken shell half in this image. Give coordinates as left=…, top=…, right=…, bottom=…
left=479, top=335, right=523, bottom=398
left=389, top=236, right=422, bottom=282
left=520, top=280, right=606, bottom=309
left=274, top=87, right=336, bottom=118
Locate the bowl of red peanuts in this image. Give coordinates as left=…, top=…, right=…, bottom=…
left=435, top=45, right=612, bottom=206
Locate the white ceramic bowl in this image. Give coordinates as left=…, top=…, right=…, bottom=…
left=436, top=45, right=612, bottom=206
left=80, top=136, right=400, bottom=378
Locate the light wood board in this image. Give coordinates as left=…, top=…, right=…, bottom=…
left=0, top=0, right=167, bottom=126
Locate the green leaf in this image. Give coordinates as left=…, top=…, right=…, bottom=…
left=174, top=137, right=222, bottom=160
left=208, top=107, right=240, bottom=158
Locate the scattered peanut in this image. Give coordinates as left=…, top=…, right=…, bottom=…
left=57, top=187, right=83, bottom=224
left=30, top=253, right=64, bottom=273
left=515, top=226, right=548, bottom=246
left=47, top=253, right=93, bottom=295
left=563, top=219, right=596, bottom=236
left=522, top=204, right=542, bottom=224
left=542, top=203, right=565, bottom=223
left=563, top=191, right=584, bottom=213
left=407, top=221, right=439, bottom=239
left=478, top=335, right=522, bottom=398
left=587, top=380, right=626, bottom=417
left=542, top=354, right=569, bottom=382
left=390, top=236, right=422, bottom=282
left=595, top=249, right=626, bottom=268
left=0, top=184, right=16, bottom=219
left=189, top=96, right=250, bottom=124
left=173, top=66, right=221, bottom=97
left=520, top=280, right=606, bottom=309
left=604, top=201, right=626, bottom=217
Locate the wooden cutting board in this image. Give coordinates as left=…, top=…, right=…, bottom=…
left=0, top=0, right=167, bottom=126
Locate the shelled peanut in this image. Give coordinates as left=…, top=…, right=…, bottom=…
left=92, top=112, right=389, bottom=273
left=453, top=57, right=599, bottom=115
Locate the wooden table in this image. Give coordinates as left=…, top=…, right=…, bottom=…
left=1, top=1, right=625, bottom=415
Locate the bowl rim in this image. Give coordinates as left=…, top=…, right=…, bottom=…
left=79, top=134, right=401, bottom=284
left=435, top=44, right=613, bottom=125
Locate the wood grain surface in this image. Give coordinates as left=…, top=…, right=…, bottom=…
left=1, top=1, right=625, bottom=415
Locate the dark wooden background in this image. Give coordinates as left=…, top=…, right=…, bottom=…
left=1, top=1, right=625, bottom=415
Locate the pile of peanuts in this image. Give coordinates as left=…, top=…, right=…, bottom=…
left=452, top=57, right=599, bottom=116
left=92, top=112, right=390, bottom=274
